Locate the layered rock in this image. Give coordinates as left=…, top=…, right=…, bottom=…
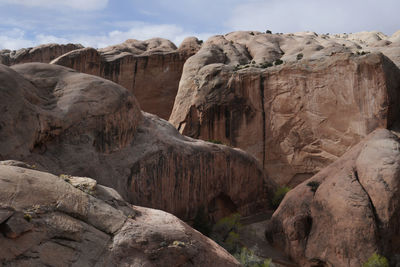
left=0, top=43, right=82, bottom=66
left=0, top=63, right=270, bottom=221
left=169, top=31, right=400, bottom=186
left=0, top=162, right=240, bottom=266
left=51, top=37, right=202, bottom=119
left=265, top=129, right=400, bottom=266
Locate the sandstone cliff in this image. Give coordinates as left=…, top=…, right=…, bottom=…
left=265, top=129, right=400, bottom=266
left=169, top=31, right=400, bottom=186
left=0, top=43, right=82, bottom=66
left=51, top=37, right=202, bottom=119
left=0, top=162, right=240, bottom=266
left=0, top=63, right=270, bottom=222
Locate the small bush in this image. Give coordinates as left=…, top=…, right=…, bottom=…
left=207, top=139, right=223, bottom=145
left=260, top=62, right=273, bottom=68
left=296, top=53, right=303, bottom=60
left=266, top=30, right=272, bottom=34
left=307, top=181, right=320, bottom=193
left=272, top=186, right=290, bottom=209
left=250, top=32, right=254, bottom=36
left=251, top=60, right=256, bottom=64
left=274, top=59, right=283, bottom=66
left=234, top=247, right=272, bottom=267
left=363, top=253, right=389, bottom=267
left=24, top=213, right=32, bottom=222
left=210, top=213, right=242, bottom=254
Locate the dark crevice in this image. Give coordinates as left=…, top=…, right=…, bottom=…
left=259, top=74, right=266, bottom=168
left=177, top=121, right=185, bottom=132
left=353, top=169, right=382, bottom=228
left=132, top=60, right=138, bottom=89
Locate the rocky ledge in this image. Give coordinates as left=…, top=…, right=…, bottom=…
left=265, top=129, right=400, bottom=266
left=169, top=31, right=400, bottom=187
left=0, top=162, right=239, bottom=266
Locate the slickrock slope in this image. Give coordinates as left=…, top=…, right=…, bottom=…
left=51, top=37, right=202, bottom=119
left=169, top=31, right=400, bottom=186
left=0, top=63, right=270, bottom=222
left=0, top=43, right=82, bottom=66
left=0, top=162, right=240, bottom=266
left=265, top=129, right=400, bottom=266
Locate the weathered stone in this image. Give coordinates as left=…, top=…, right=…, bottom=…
left=0, top=164, right=240, bottom=266
left=0, top=63, right=270, bottom=222
left=51, top=37, right=202, bottom=119
left=169, top=31, right=400, bottom=186
left=0, top=43, right=82, bottom=65
left=265, top=129, right=400, bottom=266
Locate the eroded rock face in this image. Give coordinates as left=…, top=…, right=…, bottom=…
left=265, top=129, right=400, bottom=266
left=169, top=31, right=400, bottom=186
left=0, top=63, right=270, bottom=221
left=0, top=43, right=82, bottom=66
left=51, top=37, right=202, bottom=119
left=0, top=163, right=240, bottom=266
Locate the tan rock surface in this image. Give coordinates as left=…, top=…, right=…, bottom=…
left=0, top=63, right=270, bottom=221
left=51, top=37, right=202, bottom=119
left=169, top=31, right=400, bottom=186
left=0, top=43, right=82, bottom=66
left=265, top=129, right=400, bottom=266
left=0, top=164, right=240, bottom=266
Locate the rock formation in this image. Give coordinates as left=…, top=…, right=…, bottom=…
left=265, top=129, right=400, bottom=266
left=0, top=162, right=240, bottom=266
left=0, top=63, right=270, bottom=222
left=51, top=37, right=202, bottom=119
left=169, top=31, right=400, bottom=186
left=0, top=43, right=82, bottom=66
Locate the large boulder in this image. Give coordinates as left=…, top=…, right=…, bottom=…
left=51, top=37, right=202, bottom=119
left=0, top=63, right=270, bottom=221
left=0, top=163, right=240, bottom=266
left=265, top=129, right=400, bottom=266
left=0, top=43, right=82, bottom=66
left=169, top=31, right=400, bottom=186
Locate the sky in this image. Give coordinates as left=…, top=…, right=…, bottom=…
left=0, top=0, right=399, bottom=50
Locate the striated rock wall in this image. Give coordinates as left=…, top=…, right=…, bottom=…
left=0, top=43, right=82, bottom=66
left=265, top=129, right=400, bottom=266
left=0, top=63, right=271, bottom=222
left=51, top=37, right=202, bottom=119
left=170, top=31, right=400, bottom=186
left=0, top=163, right=240, bottom=266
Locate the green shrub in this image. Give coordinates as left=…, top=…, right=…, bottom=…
left=363, top=253, right=389, bottom=267
left=307, top=181, right=320, bottom=193
left=234, top=247, right=272, bottom=267
left=274, top=59, right=283, bottom=66
left=260, top=62, right=273, bottom=68
left=266, top=30, right=272, bottom=34
left=272, top=186, right=290, bottom=209
left=250, top=32, right=254, bottom=36
left=210, top=213, right=242, bottom=254
left=24, top=213, right=32, bottom=222
left=296, top=53, right=303, bottom=60
left=207, top=139, right=223, bottom=145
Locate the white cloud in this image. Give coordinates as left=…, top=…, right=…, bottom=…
left=70, top=22, right=215, bottom=48
left=0, top=23, right=215, bottom=50
left=0, top=29, right=34, bottom=50
left=226, top=0, right=400, bottom=35
left=0, top=0, right=108, bottom=10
